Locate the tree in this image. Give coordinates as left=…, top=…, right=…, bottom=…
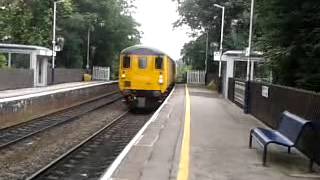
left=0, top=54, right=6, bottom=68
left=174, top=0, right=251, bottom=71
left=256, top=0, right=320, bottom=91
left=175, top=0, right=320, bottom=91
left=0, top=0, right=140, bottom=74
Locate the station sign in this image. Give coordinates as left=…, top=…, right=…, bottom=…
left=262, top=86, right=269, bottom=98
left=245, top=47, right=250, bottom=57
left=214, top=51, right=221, bottom=61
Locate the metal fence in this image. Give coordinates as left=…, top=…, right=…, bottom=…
left=93, top=66, right=110, bottom=81
left=234, top=80, right=246, bottom=107
left=187, top=70, right=205, bottom=85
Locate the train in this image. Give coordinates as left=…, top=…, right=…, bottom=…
left=118, top=45, right=176, bottom=108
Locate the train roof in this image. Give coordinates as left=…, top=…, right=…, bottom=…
left=121, top=45, right=166, bottom=56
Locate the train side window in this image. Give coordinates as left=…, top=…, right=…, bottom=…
left=123, top=56, right=131, bottom=68
left=155, top=57, right=163, bottom=69
left=139, top=57, right=148, bottom=69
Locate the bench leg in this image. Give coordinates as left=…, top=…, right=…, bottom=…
left=263, top=145, right=268, bottom=166
left=309, top=160, right=314, bottom=172
left=288, top=147, right=291, bottom=154
left=249, top=133, right=253, bottom=148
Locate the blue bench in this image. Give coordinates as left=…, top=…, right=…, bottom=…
left=249, top=111, right=311, bottom=166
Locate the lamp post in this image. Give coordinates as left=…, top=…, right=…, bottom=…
left=52, top=0, right=63, bottom=84
left=86, top=26, right=92, bottom=71
left=246, top=0, right=255, bottom=81
left=86, top=22, right=104, bottom=72
left=214, top=4, right=225, bottom=78
left=205, top=30, right=209, bottom=80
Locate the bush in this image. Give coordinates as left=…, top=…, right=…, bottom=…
left=0, top=54, right=7, bottom=68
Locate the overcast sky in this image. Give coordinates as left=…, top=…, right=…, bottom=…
left=133, top=0, right=192, bottom=60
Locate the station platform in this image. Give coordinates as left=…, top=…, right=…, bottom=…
left=102, top=84, right=318, bottom=180
left=0, top=81, right=118, bottom=129
left=0, top=81, right=108, bottom=100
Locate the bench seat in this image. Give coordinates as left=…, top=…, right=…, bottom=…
left=251, top=128, right=294, bottom=147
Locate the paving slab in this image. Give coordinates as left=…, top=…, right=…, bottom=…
left=109, top=85, right=185, bottom=180
left=106, top=85, right=319, bottom=180
left=188, top=86, right=319, bottom=180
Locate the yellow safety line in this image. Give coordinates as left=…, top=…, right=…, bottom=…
left=177, top=84, right=191, bottom=180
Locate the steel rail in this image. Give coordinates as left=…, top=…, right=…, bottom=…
left=0, top=91, right=122, bottom=149
left=25, top=111, right=129, bottom=180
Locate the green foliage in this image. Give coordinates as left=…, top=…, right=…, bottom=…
left=176, top=62, right=191, bottom=83
left=175, top=0, right=320, bottom=91
left=0, top=54, right=6, bottom=68
left=256, top=0, right=320, bottom=91
left=181, top=34, right=206, bottom=69
left=0, top=0, right=52, bottom=46
left=175, top=0, right=251, bottom=71
left=0, top=0, right=140, bottom=71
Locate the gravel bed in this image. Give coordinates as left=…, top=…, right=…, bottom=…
left=0, top=100, right=127, bottom=180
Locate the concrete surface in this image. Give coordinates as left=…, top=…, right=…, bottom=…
left=0, top=81, right=107, bottom=99
left=109, top=85, right=319, bottom=180
left=0, top=81, right=118, bottom=129
left=188, top=86, right=318, bottom=180
left=110, top=85, right=185, bottom=180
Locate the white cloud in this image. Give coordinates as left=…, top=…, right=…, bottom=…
left=133, top=0, right=192, bottom=60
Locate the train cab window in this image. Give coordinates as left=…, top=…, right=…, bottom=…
left=155, top=57, right=163, bottom=69
left=138, top=57, right=148, bottom=69
left=123, top=56, right=131, bottom=68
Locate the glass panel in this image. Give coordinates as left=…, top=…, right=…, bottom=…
left=234, top=61, right=247, bottom=80
left=155, top=56, right=163, bottom=69
left=122, top=56, right=130, bottom=68
left=11, top=53, right=30, bottom=69
left=139, top=57, right=148, bottom=69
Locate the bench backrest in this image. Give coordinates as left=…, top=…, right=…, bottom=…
left=278, top=111, right=309, bottom=144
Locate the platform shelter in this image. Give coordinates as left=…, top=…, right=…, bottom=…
left=0, top=43, right=54, bottom=88
left=215, top=50, right=265, bottom=98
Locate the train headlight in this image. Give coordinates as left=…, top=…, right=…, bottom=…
left=159, top=75, right=164, bottom=84
left=121, top=74, right=126, bottom=78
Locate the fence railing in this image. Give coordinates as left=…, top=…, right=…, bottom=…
left=234, top=80, right=246, bottom=106
left=93, top=66, right=110, bottom=81
left=187, top=70, right=205, bottom=85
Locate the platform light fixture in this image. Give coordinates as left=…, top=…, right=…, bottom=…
left=86, top=21, right=105, bottom=71
left=246, top=0, right=255, bottom=81
left=52, top=0, right=64, bottom=84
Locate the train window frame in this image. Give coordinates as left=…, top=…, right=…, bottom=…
left=155, top=56, right=163, bottom=70
left=122, top=56, right=131, bottom=68
left=138, top=56, right=148, bottom=69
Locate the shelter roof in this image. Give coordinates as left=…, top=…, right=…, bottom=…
left=0, top=43, right=53, bottom=56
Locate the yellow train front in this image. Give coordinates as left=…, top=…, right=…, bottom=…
left=119, top=45, right=176, bottom=108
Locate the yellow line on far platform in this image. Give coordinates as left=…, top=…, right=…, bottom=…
left=177, top=84, right=191, bottom=180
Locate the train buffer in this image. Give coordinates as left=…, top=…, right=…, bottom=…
left=101, top=84, right=319, bottom=180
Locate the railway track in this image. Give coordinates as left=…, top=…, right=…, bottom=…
left=0, top=91, right=122, bottom=149
left=26, top=111, right=151, bottom=180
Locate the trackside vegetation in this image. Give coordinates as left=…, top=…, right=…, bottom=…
left=175, top=0, right=320, bottom=92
